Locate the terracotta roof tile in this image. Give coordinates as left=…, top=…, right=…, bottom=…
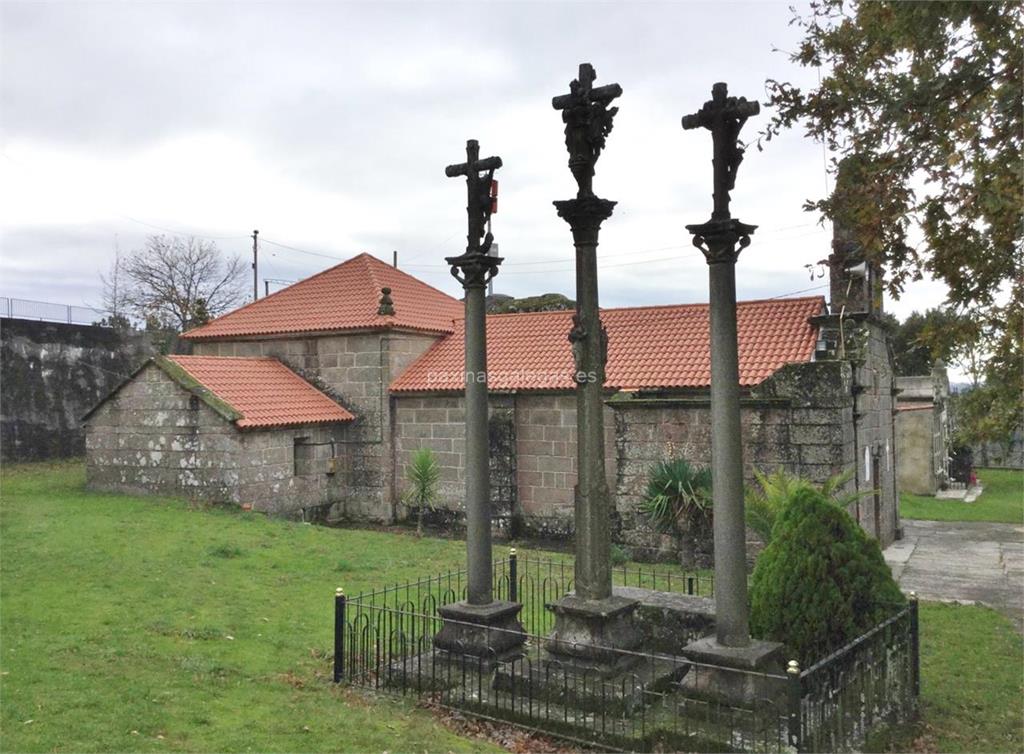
left=390, top=297, right=825, bottom=393
left=182, top=253, right=462, bottom=340
left=168, top=355, right=354, bottom=428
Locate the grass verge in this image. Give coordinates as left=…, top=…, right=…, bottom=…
left=0, top=461, right=501, bottom=753
left=900, top=468, right=1023, bottom=524
left=867, top=602, right=1023, bottom=753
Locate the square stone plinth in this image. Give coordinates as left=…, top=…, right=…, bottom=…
left=544, top=593, right=643, bottom=674
left=494, top=644, right=688, bottom=715
left=680, top=636, right=786, bottom=707
left=433, top=600, right=526, bottom=662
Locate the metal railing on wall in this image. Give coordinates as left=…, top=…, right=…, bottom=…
left=0, top=297, right=108, bottom=326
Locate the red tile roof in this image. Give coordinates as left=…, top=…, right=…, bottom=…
left=182, top=253, right=462, bottom=340
left=390, top=297, right=825, bottom=393
left=167, top=355, right=354, bottom=428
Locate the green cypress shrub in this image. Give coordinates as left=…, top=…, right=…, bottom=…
left=749, top=486, right=904, bottom=665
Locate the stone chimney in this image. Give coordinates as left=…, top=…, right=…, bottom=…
left=827, top=157, right=884, bottom=317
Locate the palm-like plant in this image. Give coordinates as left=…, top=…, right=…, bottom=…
left=745, top=468, right=865, bottom=544
left=403, top=447, right=441, bottom=537
left=640, top=458, right=713, bottom=534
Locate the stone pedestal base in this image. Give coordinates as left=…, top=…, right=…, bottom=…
left=681, top=636, right=786, bottom=707
left=544, top=594, right=643, bottom=674
left=432, top=600, right=526, bottom=662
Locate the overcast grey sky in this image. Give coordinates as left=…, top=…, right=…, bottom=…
left=1, top=0, right=948, bottom=318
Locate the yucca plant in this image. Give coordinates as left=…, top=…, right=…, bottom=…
left=640, top=458, right=713, bottom=534
left=745, top=468, right=866, bottom=545
left=403, top=447, right=441, bottom=537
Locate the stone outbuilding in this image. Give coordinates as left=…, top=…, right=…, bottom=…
left=84, top=354, right=354, bottom=515
left=85, top=250, right=902, bottom=552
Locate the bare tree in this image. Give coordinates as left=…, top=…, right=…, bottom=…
left=98, top=241, right=133, bottom=330
left=122, top=235, right=247, bottom=331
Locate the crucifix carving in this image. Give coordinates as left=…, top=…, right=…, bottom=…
left=445, top=138, right=501, bottom=267
left=552, top=63, right=622, bottom=199
left=682, top=82, right=760, bottom=222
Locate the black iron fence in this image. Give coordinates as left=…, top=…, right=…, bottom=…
left=332, top=553, right=918, bottom=752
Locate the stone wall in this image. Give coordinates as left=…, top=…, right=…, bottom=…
left=192, top=329, right=439, bottom=520
left=391, top=394, right=518, bottom=531
left=85, top=362, right=243, bottom=501
left=1, top=318, right=169, bottom=461
left=514, top=393, right=617, bottom=540
left=386, top=333, right=898, bottom=554
left=236, top=425, right=349, bottom=516
left=85, top=362, right=350, bottom=515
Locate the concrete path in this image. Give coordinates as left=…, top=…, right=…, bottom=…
left=884, top=519, right=1024, bottom=631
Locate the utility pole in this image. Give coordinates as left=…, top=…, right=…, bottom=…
left=251, top=229, right=260, bottom=301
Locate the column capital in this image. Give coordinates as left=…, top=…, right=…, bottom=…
left=446, top=247, right=502, bottom=289
left=554, top=196, right=617, bottom=247
left=686, top=218, right=757, bottom=265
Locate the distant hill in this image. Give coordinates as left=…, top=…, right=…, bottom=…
left=488, top=293, right=575, bottom=314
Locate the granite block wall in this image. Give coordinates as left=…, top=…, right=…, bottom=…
left=85, top=363, right=243, bottom=502
left=192, top=330, right=439, bottom=521
left=85, top=362, right=350, bottom=516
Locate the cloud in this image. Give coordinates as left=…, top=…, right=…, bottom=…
left=1, top=0, right=947, bottom=337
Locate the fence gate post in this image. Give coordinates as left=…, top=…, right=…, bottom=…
left=910, top=592, right=920, bottom=700
left=786, top=659, right=802, bottom=751
left=333, top=587, right=346, bottom=683
left=509, top=548, right=518, bottom=602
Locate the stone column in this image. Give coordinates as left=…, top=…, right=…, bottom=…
left=433, top=139, right=524, bottom=663
left=698, top=225, right=754, bottom=646
left=556, top=197, right=615, bottom=601
left=680, top=83, right=784, bottom=701
left=463, top=272, right=491, bottom=605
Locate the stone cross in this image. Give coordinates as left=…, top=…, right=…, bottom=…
left=445, top=139, right=501, bottom=261
left=683, top=83, right=760, bottom=651
left=445, top=139, right=503, bottom=606
left=545, top=65, right=641, bottom=670
left=433, top=140, right=524, bottom=663
left=552, top=63, right=622, bottom=199
left=682, top=82, right=760, bottom=223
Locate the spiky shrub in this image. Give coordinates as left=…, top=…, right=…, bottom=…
left=403, top=447, right=440, bottom=537
left=640, top=458, right=713, bottom=534
left=745, top=468, right=865, bottom=545
left=749, top=487, right=904, bottom=665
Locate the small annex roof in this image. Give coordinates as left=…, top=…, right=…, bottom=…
left=182, top=252, right=463, bottom=341
left=390, top=296, right=826, bottom=393
left=164, top=355, right=355, bottom=428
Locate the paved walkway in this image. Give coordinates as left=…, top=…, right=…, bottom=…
left=884, top=519, right=1024, bottom=630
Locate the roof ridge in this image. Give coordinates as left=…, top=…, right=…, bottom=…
left=363, top=252, right=461, bottom=306
left=170, top=354, right=278, bottom=362
left=182, top=254, right=364, bottom=338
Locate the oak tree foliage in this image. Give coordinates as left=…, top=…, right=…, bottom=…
left=763, top=0, right=1022, bottom=430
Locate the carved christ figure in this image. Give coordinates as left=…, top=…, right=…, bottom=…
left=553, top=64, right=622, bottom=199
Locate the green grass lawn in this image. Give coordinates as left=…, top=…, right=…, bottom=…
left=3, top=462, right=1021, bottom=753
left=868, top=602, right=1024, bottom=754
left=900, top=467, right=1024, bottom=523
left=0, top=461, right=503, bottom=753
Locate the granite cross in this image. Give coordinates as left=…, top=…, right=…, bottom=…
left=681, top=82, right=760, bottom=223
left=444, top=139, right=503, bottom=607
left=552, top=63, right=622, bottom=199
left=445, top=139, right=501, bottom=262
